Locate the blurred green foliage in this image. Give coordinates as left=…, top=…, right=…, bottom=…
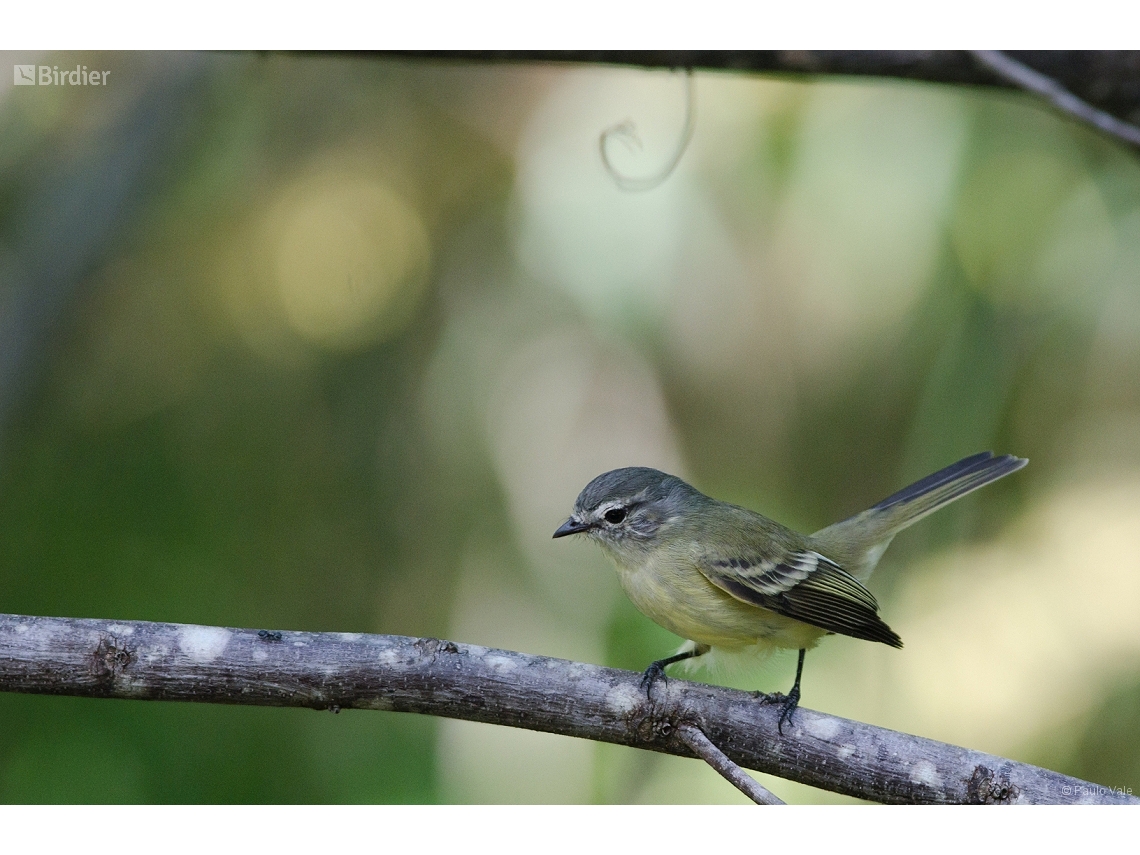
left=1, top=52, right=1139, bottom=803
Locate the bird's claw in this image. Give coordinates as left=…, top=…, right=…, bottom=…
left=640, top=661, right=668, bottom=697
left=756, top=688, right=800, bottom=733
left=777, top=686, right=800, bottom=735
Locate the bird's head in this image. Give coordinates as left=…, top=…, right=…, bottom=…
left=553, top=467, right=699, bottom=556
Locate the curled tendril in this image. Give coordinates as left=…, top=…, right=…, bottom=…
left=599, top=69, right=695, bottom=192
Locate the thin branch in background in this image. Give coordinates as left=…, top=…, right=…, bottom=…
left=676, top=723, right=785, bottom=804
left=397, top=51, right=1140, bottom=155
left=599, top=69, right=695, bottom=191
left=971, top=50, right=1140, bottom=149
left=0, top=612, right=1135, bottom=804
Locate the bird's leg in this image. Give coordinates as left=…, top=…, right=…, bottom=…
left=776, top=649, right=806, bottom=734
left=640, top=645, right=708, bottom=697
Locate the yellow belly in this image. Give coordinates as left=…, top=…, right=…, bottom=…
left=612, top=551, right=828, bottom=652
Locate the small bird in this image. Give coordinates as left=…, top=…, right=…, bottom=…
left=554, top=451, right=1027, bottom=731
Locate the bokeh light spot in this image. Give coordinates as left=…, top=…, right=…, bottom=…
left=266, top=170, right=431, bottom=350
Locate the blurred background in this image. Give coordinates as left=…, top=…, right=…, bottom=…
left=1, top=51, right=1139, bottom=804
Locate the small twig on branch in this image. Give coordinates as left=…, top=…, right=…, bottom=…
left=676, top=723, right=785, bottom=804
left=971, top=50, right=1140, bottom=149
left=0, top=612, right=1135, bottom=805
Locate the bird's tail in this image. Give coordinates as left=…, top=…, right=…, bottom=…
left=810, top=452, right=1027, bottom=579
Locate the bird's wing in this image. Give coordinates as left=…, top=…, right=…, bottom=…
left=696, top=548, right=903, bottom=648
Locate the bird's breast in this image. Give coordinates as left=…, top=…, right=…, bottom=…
left=608, top=548, right=826, bottom=651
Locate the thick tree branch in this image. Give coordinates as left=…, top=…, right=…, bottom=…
left=0, top=612, right=1134, bottom=805
left=384, top=51, right=1140, bottom=152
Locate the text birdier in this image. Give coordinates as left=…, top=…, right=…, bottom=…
left=14, top=65, right=111, bottom=86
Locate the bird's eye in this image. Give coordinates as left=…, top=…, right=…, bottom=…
left=604, top=508, right=627, bottom=524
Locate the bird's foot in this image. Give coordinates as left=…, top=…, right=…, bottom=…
left=640, top=661, right=668, bottom=697
left=777, top=684, right=800, bottom=735
left=756, top=688, right=800, bottom=734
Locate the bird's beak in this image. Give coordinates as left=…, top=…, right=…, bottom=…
left=553, top=517, right=590, bottom=538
